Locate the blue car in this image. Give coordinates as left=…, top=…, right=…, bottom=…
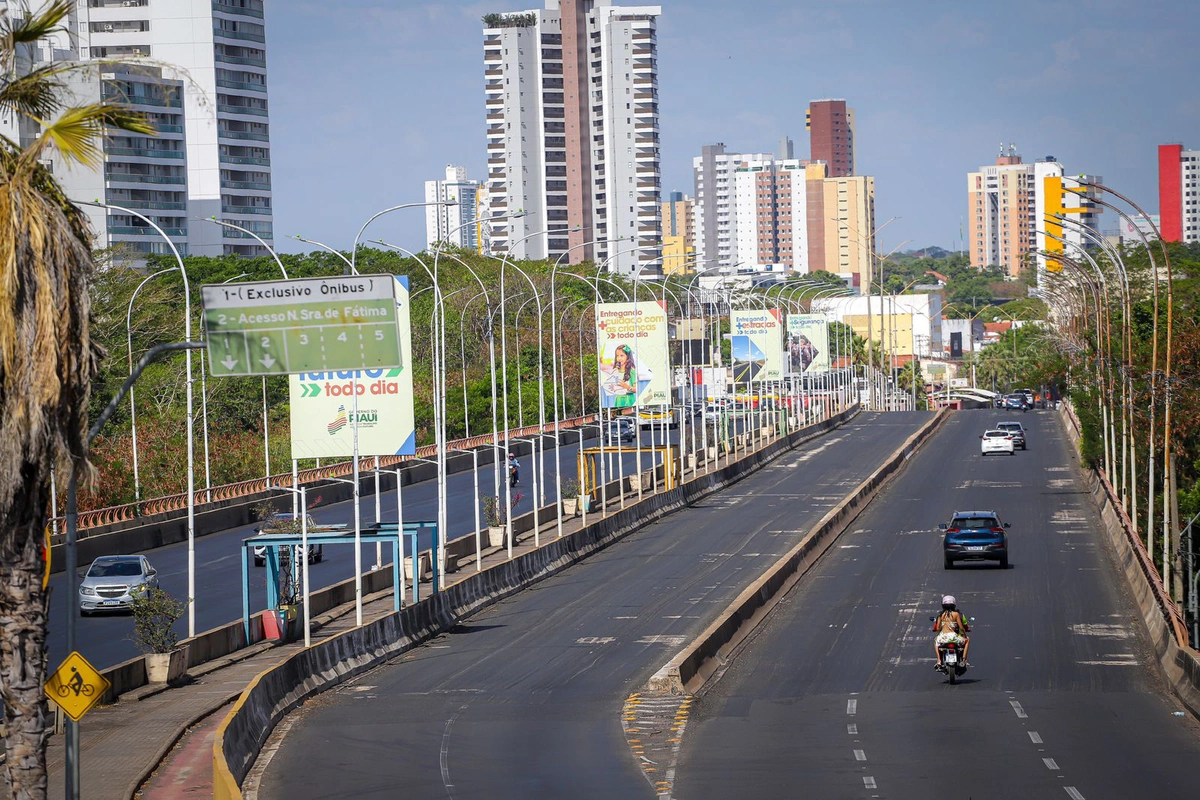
left=1002, top=393, right=1028, bottom=411
left=940, top=510, right=1010, bottom=569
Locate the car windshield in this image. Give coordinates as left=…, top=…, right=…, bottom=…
left=998, top=423, right=1019, bottom=431
left=952, top=517, right=999, bottom=529
left=88, top=560, right=142, bottom=577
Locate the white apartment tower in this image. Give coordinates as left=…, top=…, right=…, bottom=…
left=692, top=144, right=772, bottom=269
left=425, top=165, right=482, bottom=251
left=69, top=0, right=274, bottom=256
left=733, top=157, right=812, bottom=274
left=483, top=1, right=663, bottom=276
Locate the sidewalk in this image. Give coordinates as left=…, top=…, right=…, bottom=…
left=48, top=499, right=599, bottom=800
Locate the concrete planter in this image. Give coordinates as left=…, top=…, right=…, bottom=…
left=488, top=526, right=507, bottom=548
left=562, top=497, right=579, bottom=517
left=145, top=645, right=189, bottom=685
left=404, top=552, right=432, bottom=580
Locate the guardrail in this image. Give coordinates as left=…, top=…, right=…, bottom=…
left=60, top=415, right=597, bottom=532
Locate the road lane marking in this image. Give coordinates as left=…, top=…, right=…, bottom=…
left=1068, top=624, right=1133, bottom=639
left=1029, top=731, right=1043, bottom=744
left=1010, top=700, right=1027, bottom=718
left=439, top=704, right=468, bottom=797
left=854, top=749, right=866, bottom=761
left=847, top=724, right=858, bottom=735
left=575, top=637, right=615, bottom=645
left=863, top=776, right=877, bottom=789
left=846, top=699, right=857, bottom=715
left=1043, top=758, right=1060, bottom=770
left=1064, top=788, right=1086, bottom=800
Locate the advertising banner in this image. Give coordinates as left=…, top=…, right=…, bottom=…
left=596, top=301, right=671, bottom=408
left=785, top=314, right=830, bottom=373
left=288, top=276, right=416, bottom=457
left=730, top=308, right=784, bottom=383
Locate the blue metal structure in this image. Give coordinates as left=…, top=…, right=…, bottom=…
left=239, top=520, right=437, bottom=643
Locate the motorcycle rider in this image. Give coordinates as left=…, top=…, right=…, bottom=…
left=933, top=595, right=971, bottom=669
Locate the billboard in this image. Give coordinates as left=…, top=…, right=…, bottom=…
left=596, top=301, right=671, bottom=408
left=288, top=276, right=416, bottom=457
left=730, top=308, right=784, bottom=383
left=786, top=314, right=830, bottom=373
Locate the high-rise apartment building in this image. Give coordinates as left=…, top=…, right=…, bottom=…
left=819, top=173, right=876, bottom=286
left=67, top=0, right=275, bottom=256
left=425, top=165, right=482, bottom=250
left=1034, top=159, right=1102, bottom=281
left=661, top=190, right=694, bottom=273
left=1158, top=143, right=1199, bottom=243
left=806, top=99, right=855, bottom=178
left=482, top=1, right=663, bottom=276
left=967, top=147, right=1101, bottom=280
left=733, top=158, right=812, bottom=274
left=967, top=146, right=1034, bottom=275
left=692, top=144, right=772, bottom=268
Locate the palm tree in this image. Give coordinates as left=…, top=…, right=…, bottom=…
left=1, top=2, right=151, bottom=794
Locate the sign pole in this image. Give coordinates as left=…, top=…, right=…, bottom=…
left=352, top=372, right=362, bottom=626
left=301, top=485, right=311, bottom=647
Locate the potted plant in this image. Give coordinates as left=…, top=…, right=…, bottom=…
left=561, top=479, right=581, bottom=517
left=131, top=588, right=189, bottom=685
left=482, top=495, right=506, bottom=547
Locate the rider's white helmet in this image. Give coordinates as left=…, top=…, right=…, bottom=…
left=942, top=595, right=956, bottom=606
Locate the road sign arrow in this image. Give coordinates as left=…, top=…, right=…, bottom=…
left=259, top=354, right=277, bottom=369
left=221, top=356, right=238, bottom=370
left=303, top=383, right=321, bottom=397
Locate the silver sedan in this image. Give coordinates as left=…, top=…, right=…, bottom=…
left=78, top=555, right=159, bottom=615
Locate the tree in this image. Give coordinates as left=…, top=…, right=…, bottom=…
left=0, top=2, right=152, bottom=794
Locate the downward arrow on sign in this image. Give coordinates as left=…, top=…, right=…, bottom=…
left=221, top=357, right=238, bottom=370
left=259, top=354, right=276, bottom=369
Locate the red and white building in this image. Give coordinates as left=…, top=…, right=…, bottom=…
left=1158, top=144, right=1200, bottom=243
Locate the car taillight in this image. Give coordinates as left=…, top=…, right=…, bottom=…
left=991, top=528, right=1004, bottom=533
left=947, top=528, right=960, bottom=533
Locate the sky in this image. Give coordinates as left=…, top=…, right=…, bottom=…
left=266, top=0, right=1199, bottom=257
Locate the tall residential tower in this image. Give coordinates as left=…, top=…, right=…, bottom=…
left=806, top=99, right=855, bottom=178
left=482, top=0, right=663, bottom=276
left=1158, top=143, right=1199, bottom=243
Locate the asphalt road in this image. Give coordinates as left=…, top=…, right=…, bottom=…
left=675, top=409, right=1200, bottom=799
left=49, top=422, right=749, bottom=670
left=256, top=412, right=930, bottom=799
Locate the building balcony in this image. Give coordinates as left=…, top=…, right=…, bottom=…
left=487, top=112, right=505, bottom=120
left=219, top=154, right=271, bottom=166
left=217, top=103, right=269, bottom=117
left=101, top=91, right=180, bottom=109
left=109, top=226, right=188, bottom=237
left=222, top=204, right=273, bottom=215
left=107, top=147, right=185, bottom=159
left=213, top=0, right=265, bottom=19
left=215, top=52, right=266, bottom=67
left=216, top=79, right=267, bottom=92
left=220, top=129, right=269, bottom=141
left=221, top=179, right=271, bottom=191
left=106, top=173, right=185, bottom=186
left=105, top=199, right=186, bottom=211
left=214, top=27, right=265, bottom=43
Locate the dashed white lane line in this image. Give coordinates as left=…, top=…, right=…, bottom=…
left=1029, top=731, right=1043, bottom=744
left=853, top=749, right=866, bottom=761
left=863, top=776, right=877, bottom=789
left=846, top=699, right=857, bottom=715
left=847, top=724, right=858, bottom=735
left=1010, top=700, right=1028, bottom=718
left=1064, top=787, right=1086, bottom=800
left=1043, top=758, right=1061, bottom=771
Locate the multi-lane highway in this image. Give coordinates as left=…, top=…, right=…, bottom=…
left=676, top=410, right=1200, bottom=799
left=51, top=427, right=690, bottom=669
left=255, top=412, right=929, bottom=798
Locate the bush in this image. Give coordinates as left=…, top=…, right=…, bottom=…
left=130, top=588, right=187, bottom=654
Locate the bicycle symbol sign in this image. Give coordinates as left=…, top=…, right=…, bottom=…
left=45, top=651, right=109, bottom=722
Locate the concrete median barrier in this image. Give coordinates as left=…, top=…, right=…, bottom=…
left=646, top=409, right=949, bottom=695
left=213, top=406, right=863, bottom=796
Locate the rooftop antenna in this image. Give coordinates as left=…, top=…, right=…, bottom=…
left=998, top=140, right=1005, bottom=158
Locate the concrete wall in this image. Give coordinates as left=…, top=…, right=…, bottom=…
left=213, top=407, right=862, bottom=796
left=1059, top=404, right=1200, bottom=719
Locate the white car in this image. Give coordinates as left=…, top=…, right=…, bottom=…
left=980, top=429, right=1015, bottom=456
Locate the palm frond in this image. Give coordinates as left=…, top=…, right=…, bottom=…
left=2, top=0, right=74, bottom=46
left=0, top=63, right=66, bottom=121
left=18, top=102, right=153, bottom=171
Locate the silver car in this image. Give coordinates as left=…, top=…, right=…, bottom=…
left=253, top=513, right=322, bottom=566
left=78, top=555, right=158, bottom=615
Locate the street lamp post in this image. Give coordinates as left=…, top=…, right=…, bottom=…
left=125, top=266, right=177, bottom=503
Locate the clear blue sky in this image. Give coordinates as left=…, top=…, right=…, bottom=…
left=267, top=0, right=1197, bottom=256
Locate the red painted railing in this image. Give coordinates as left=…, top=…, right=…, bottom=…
left=62, top=415, right=598, bottom=533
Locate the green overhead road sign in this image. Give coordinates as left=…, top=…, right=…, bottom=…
left=201, top=275, right=403, bottom=377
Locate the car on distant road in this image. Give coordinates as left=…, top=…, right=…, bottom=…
left=940, top=510, right=1010, bottom=569
left=980, top=429, right=1015, bottom=456
left=996, top=421, right=1027, bottom=450
left=1002, top=393, right=1029, bottom=411
left=253, top=513, right=322, bottom=566
left=604, top=416, right=637, bottom=445
left=79, top=555, right=158, bottom=615
left=1018, top=388, right=1036, bottom=408
left=638, top=406, right=678, bottom=429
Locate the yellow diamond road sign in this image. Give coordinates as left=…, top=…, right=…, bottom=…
left=45, top=652, right=109, bottom=722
